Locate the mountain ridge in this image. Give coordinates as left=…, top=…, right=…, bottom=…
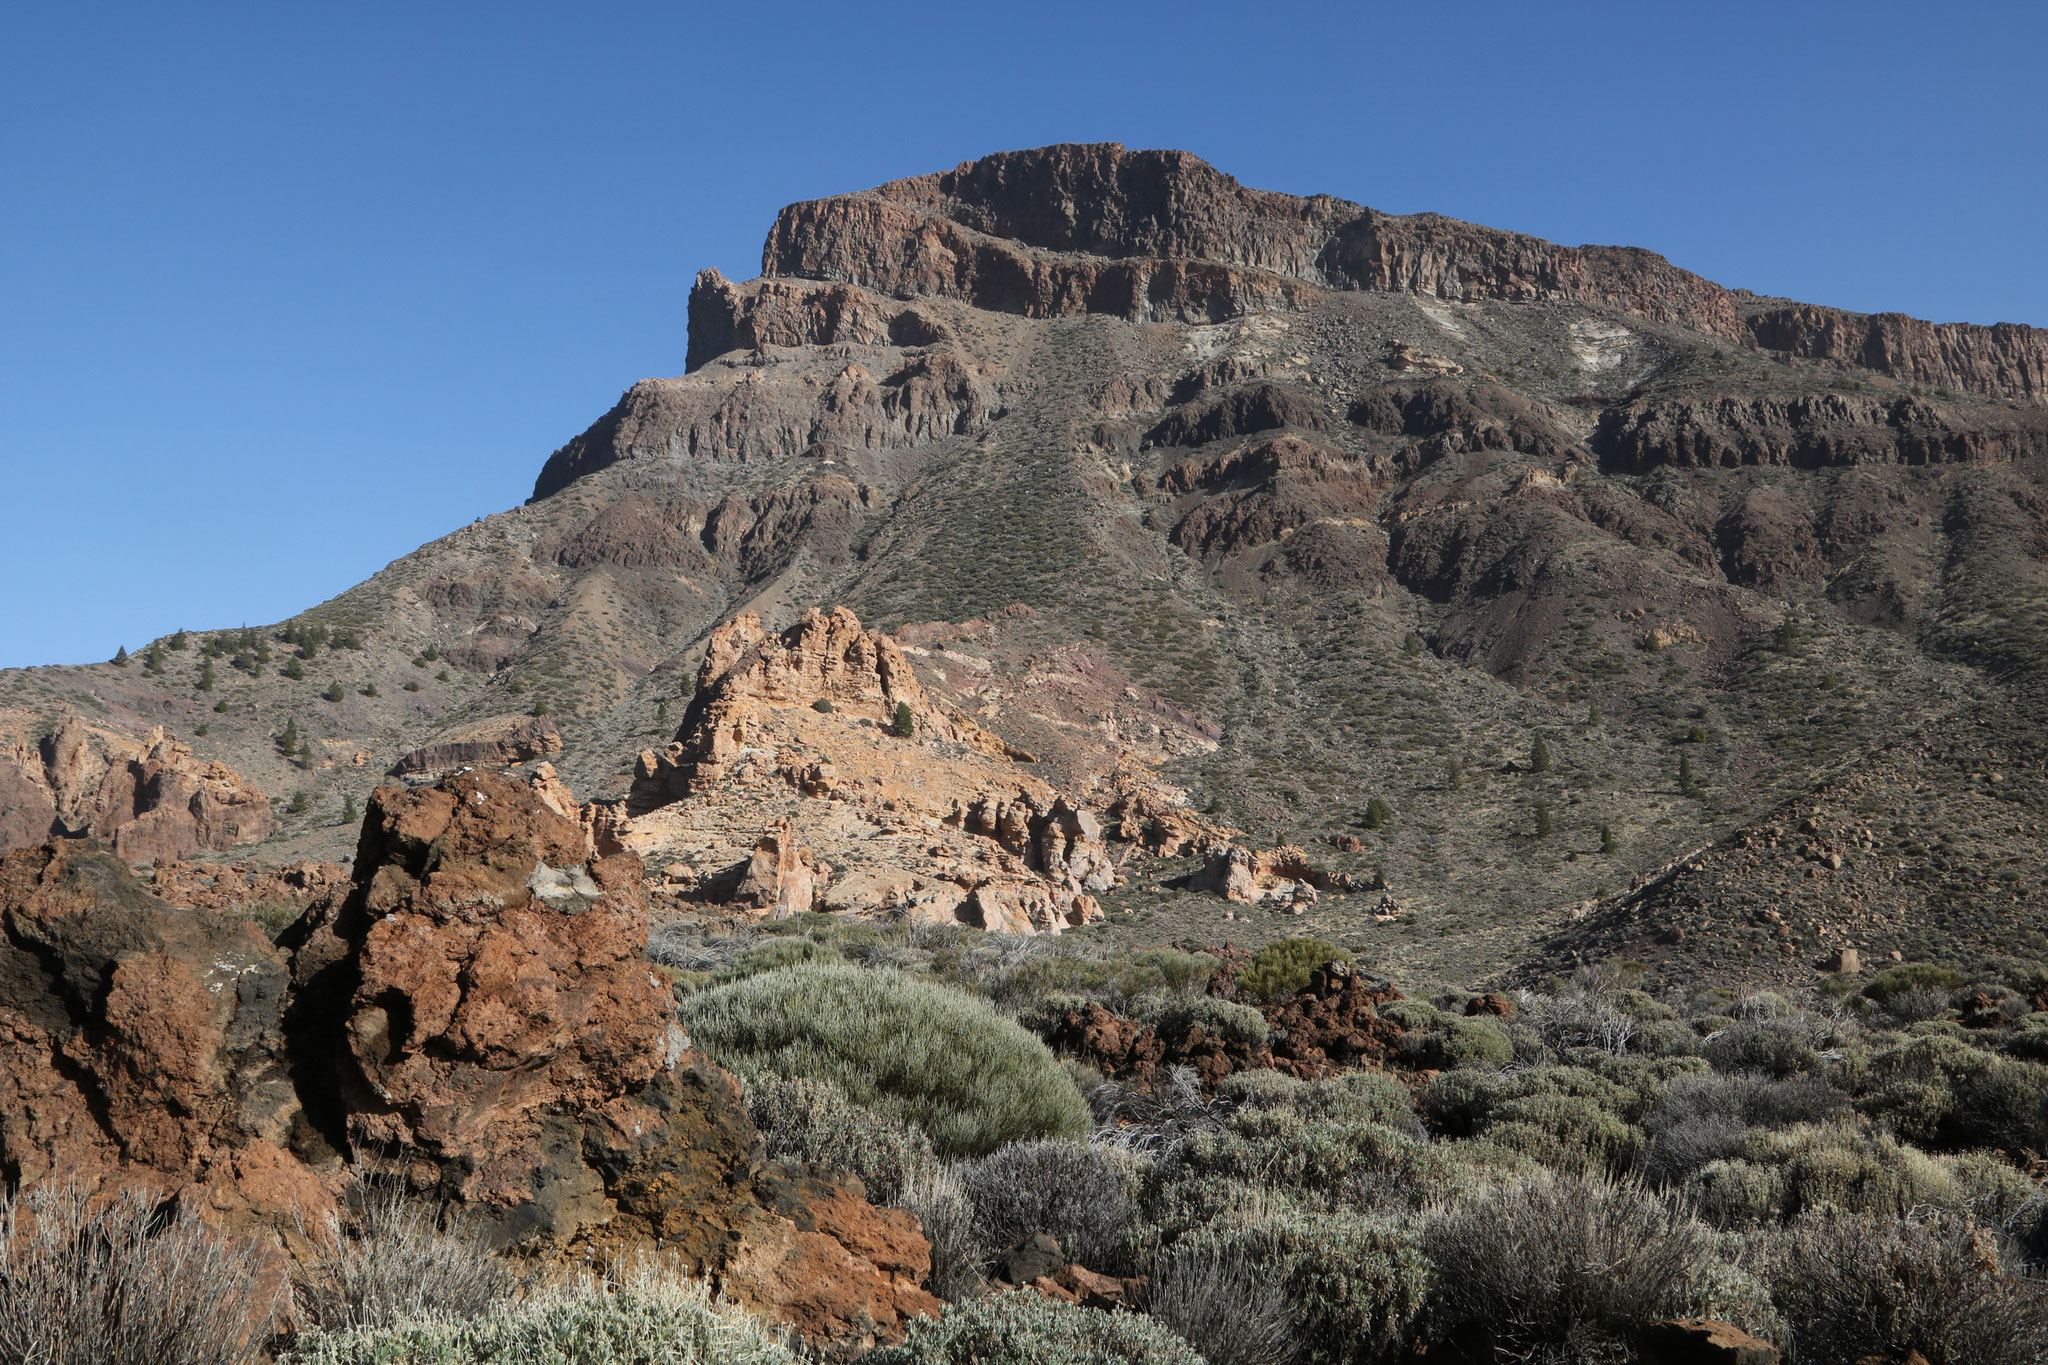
left=1, top=141, right=2042, bottom=990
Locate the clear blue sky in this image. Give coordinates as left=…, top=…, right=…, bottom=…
left=3, top=1, right=2043, bottom=668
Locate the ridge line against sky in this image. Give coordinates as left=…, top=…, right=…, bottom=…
left=2, top=0, right=2043, bottom=669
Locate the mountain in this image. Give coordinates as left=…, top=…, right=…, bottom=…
left=3, top=142, right=2043, bottom=988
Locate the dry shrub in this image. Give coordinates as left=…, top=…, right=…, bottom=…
left=293, top=1179, right=518, bottom=1333
left=1421, top=1172, right=1757, bottom=1361
left=0, top=1181, right=282, bottom=1365
left=745, top=1075, right=939, bottom=1205
left=897, top=1164, right=983, bottom=1302
left=1765, top=1210, right=2048, bottom=1365
left=1138, top=1240, right=1294, bottom=1365
left=960, top=1139, right=1136, bottom=1268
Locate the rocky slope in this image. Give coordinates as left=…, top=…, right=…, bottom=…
left=2, top=142, right=2044, bottom=987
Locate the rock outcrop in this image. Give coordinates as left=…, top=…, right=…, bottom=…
left=387, top=714, right=564, bottom=777
left=751, top=143, right=2046, bottom=403
left=618, top=607, right=1124, bottom=935
left=1594, top=392, right=2048, bottom=472
left=0, top=772, right=941, bottom=1351
left=1052, top=959, right=1407, bottom=1085
left=0, top=708, right=277, bottom=864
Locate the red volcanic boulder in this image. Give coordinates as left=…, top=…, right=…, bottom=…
left=0, top=840, right=327, bottom=1228
left=284, top=770, right=939, bottom=1349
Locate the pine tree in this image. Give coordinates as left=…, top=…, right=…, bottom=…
left=287, top=790, right=310, bottom=815
left=197, top=658, right=216, bottom=691
left=1362, top=797, right=1393, bottom=830
left=142, top=643, right=164, bottom=674
left=341, top=792, right=358, bottom=825
left=891, top=701, right=916, bottom=737
left=323, top=681, right=344, bottom=702
left=1368, top=863, right=1387, bottom=891
left=656, top=697, right=669, bottom=724
left=213, top=699, right=229, bottom=713
left=111, top=645, right=129, bottom=667
left=1586, top=703, right=1601, bottom=727
left=1534, top=802, right=1553, bottom=837
left=169, top=630, right=189, bottom=651
left=1530, top=734, right=1552, bottom=772
left=1600, top=824, right=1618, bottom=854
left=532, top=699, right=550, bottom=716
left=1774, top=614, right=1800, bottom=656
left=277, top=716, right=300, bottom=756
left=1678, top=753, right=1697, bottom=795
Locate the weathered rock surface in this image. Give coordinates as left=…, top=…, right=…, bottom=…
left=0, top=839, right=326, bottom=1225
left=0, top=707, right=277, bottom=864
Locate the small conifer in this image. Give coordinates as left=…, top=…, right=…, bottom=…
left=1362, top=797, right=1393, bottom=830
left=1534, top=801, right=1553, bottom=837
left=323, top=681, right=344, bottom=702
left=891, top=701, right=915, bottom=737
left=1530, top=734, right=1552, bottom=772
left=1678, top=753, right=1697, bottom=794
left=111, top=645, right=128, bottom=667
left=341, top=792, right=358, bottom=825
left=286, top=790, right=310, bottom=815
left=277, top=716, right=300, bottom=755
left=1600, top=824, right=1618, bottom=854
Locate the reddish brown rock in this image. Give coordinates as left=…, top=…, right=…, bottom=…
left=1052, top=959, right=1407, bottom=1086
left=1747, top=302, right=2047, bottom=403
left=0, top=840, right=315, bottom=1226
left=0, top=708, right=278, bottom=864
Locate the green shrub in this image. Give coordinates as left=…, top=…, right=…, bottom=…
left=1377, top=999, right=1444, bottom=1031
left=744, top=1076, right=937, bottom=1205
left=1418, top=1017, right=1514, bottom=1071
left=1234, top=938, right=1351, bottom=1001
left=1112, top=949, right=1223, bottom=1000
left=1174, top=1109, right=1462, bottom=1209
left=1481, top=1092, right=1645, bottom=1177
left=1140, top=995, right=1269, bottom=1047
left=1863, top=963, right=1967, bottom=1007
left=712, top=937, right=845, bottom=984
left=283, top=1268, right=798, bottom=1364
left=1172, top=1209, right=1430, bottom=1365
left=678, top=966, right=1088, bottom=1155
left=866, top=1290, right=1202, bottom=1365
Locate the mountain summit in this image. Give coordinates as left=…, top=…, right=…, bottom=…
left=3, top=143, right=2043, bottom=987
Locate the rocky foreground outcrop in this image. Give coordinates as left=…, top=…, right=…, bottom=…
left=0, top=771, right=940, bottom=1351
left=0, top=707, right=277, bottom=863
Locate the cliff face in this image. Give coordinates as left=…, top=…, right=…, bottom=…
left=755, top=142, right=2044, bottom=402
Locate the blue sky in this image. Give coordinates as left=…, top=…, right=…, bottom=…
left=3, top=1, right=2042, bottom=668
